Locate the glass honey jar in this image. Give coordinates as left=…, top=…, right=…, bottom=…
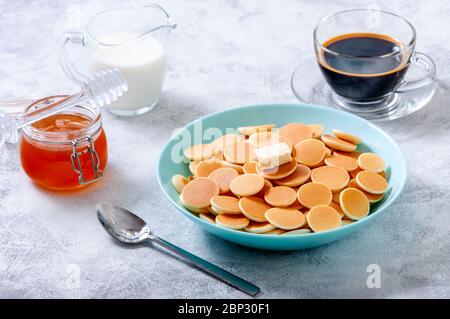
left=20, top=95, right=108, bottom=190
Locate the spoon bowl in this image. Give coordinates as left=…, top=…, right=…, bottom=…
left=97, top=203, right=152, bottom=244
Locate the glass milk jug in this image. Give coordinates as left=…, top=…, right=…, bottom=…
left=60, top=4, right=176, bottom=116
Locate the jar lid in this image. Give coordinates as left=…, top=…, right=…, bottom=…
left=21, top=95, right=102, bottom=144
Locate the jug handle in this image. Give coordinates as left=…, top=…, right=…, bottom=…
left=60, top=31, right=90, bottom=84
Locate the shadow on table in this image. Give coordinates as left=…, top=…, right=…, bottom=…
left=381, top=87, right=449, bottom=137
left=103, top=91, right=216, bottom=136
left=193, top=194, right=442, bottom=298
left=95, top=177, right=444, bottom=298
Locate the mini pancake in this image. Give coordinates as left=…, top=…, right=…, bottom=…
left=356, top=171, right=388, bottom=194
left=172, top=174, right=188, bottom=193
left=243, top=161, right=258, bottom=174
left=184, top=144, right=214, bottom=161
left=265, top=208, right=306, bottom=230
left=195, top=159, right=223, bottom=177
left=293, top=139, right=327, bottom=167
left=199, top=213, right=216, bottom=224
left=215, top=214, right=250, bottom=230
left=279, top=123, right=313, bottom=146
left=264, top=229, right=285, bottom=235
left=307, top=205, right=342, bottom=232
left=275, top=164, right=311, bottom=187
left=238, top=124, right=275, bottom=135
left=211, top=134, right=245, bottom=153
left=358, top=152, right=385, bottom=173
left=244, top=221, right=277, bottom=234
left=207, top=205, right=220, bottom=215
left=341, top=220, right=355, bottom=226
left=334, top=150, right=361, bottom=160
left=348, top=179, right=384, bottom=203
left=324, top=147, right=332, bottom=157
left=255, top=179, right=273, bottom=198
left=307, top=124, right=324, bottom=139
left=189, top=161, right=198, bottom=176
left=230, top=173, right=265, bottom=196
left=223, top=141, right=256, bottom=164
left=332, top=190, right=342, bottom=204
left=339, top=188, right=370, bottom=220
left=180, top=177, right=220, bottom=208
left=324, top=153, right=359, bottom=171
left=208, top=167, right=239, bottom=193
left=239, top=196, right=271, bottom=222
left=311, top=166, right=350, bottom=192
left=332, top=129, right=362, bottom=144
left=282, top=228, right=312, bottom=235
left=210, top=195, right=241, bottom=214
left=349, top=166, right=363, bottom=179
left=256, top=158, right=298, bottom=180
left=329, top=201, right=345, bottom=218
left=264, top=186, right=297, bottom=207
left=179, top=200, right=210, bottom=214
left=321, top=134, right=357, bottom=152
left=219, top=160, right=244, bottom=173
left=180, top=195, right=209, bottom=213
left=297, top=182, right=332, bottom=209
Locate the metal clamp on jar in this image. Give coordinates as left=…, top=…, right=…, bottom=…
left=71, top=136, right=102, bottom=185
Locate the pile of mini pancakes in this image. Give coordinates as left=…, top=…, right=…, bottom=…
left=172, top=123, right=389, bottom=235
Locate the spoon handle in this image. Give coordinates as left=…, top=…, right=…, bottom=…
left=151, top=236, right=261, bottom=297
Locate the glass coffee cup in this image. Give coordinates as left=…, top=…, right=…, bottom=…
left=292, top=9, right=436, bottom=120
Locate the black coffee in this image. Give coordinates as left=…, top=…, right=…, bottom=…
left=318, top=33, right=409, bottom=101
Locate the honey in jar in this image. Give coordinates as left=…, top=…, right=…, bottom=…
left=20, top=96, right=108, bottom=191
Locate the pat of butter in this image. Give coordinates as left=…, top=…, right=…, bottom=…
left=254, top=142, right=292, bottom=170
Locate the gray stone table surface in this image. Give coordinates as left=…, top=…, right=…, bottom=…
left=1, top=0, right=449, bottom=298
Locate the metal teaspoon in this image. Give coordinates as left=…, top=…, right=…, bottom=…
left=96, top=203, right=260, bottom=297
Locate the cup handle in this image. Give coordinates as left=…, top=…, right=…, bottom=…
left=290, top=64, right=308, bottom=104
left=59, top=31, right=90, bottom=84
left=395, top=52, right=436, bottom=93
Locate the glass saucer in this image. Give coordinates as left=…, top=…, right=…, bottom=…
left=291, top=55, right=437, bottom=121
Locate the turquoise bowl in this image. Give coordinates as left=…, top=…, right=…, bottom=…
left=157, top=104, right=407, bottom=250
